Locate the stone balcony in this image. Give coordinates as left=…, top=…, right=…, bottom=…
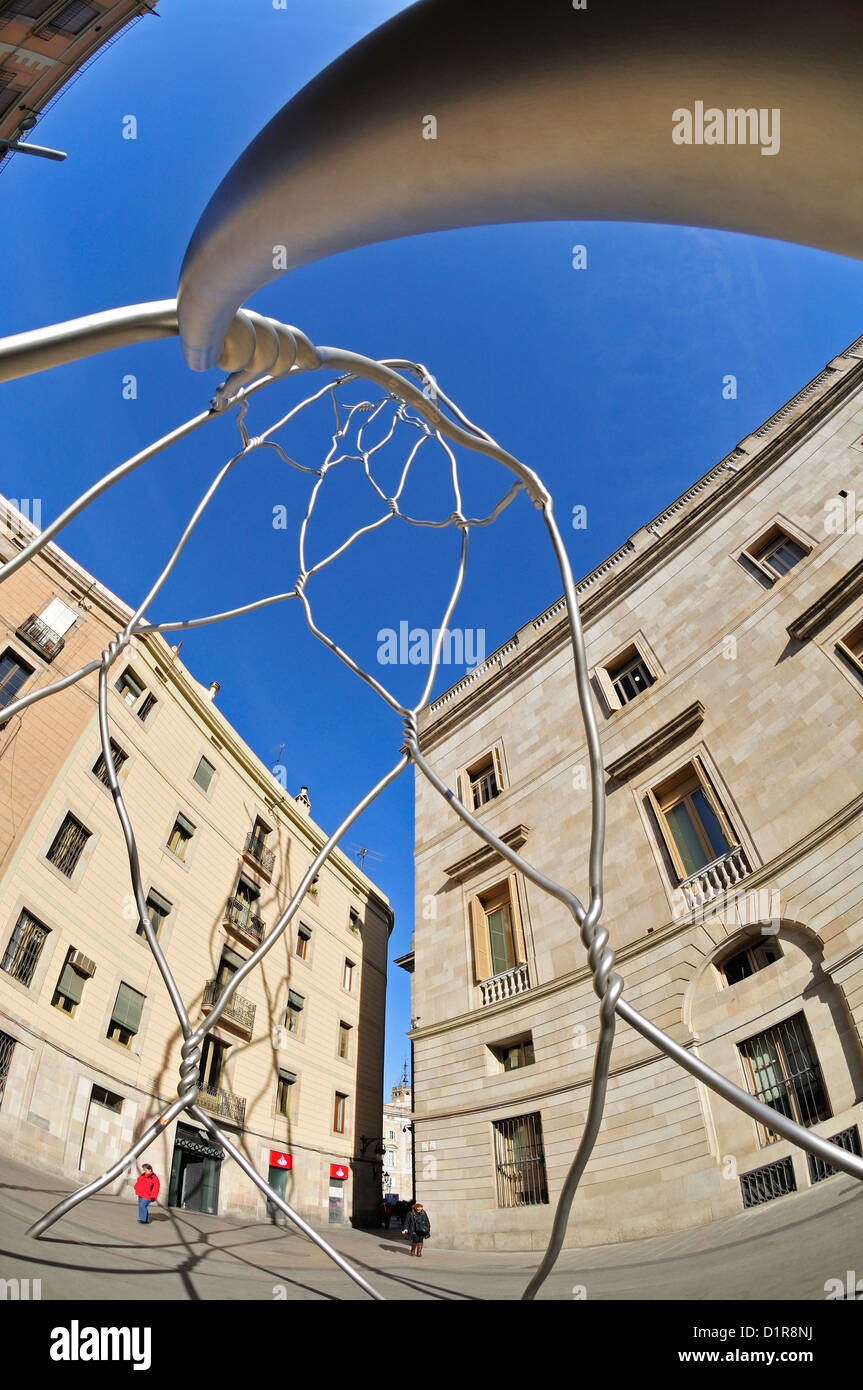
left=480, top=962, right=530, bottom=1006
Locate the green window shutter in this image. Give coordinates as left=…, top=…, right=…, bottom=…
left=57, top=961, right=85, bottom=1004
left=222, top=947, right=245, bottom=973
left=288, top=990, right=304, bottom=1011
left=112, top=983, right=144, bottom=1032
left=176, top=813, right=195, bottom=837
left=279, top=1069, right=297, bottom=1085
left=148, top=890, right=172, bottom=918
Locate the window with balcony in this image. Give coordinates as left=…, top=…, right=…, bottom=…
left=490, top=1034, right=536, bottom=1072
left=92, top=739, right=127, bottom=786
left=107, top=982, right=144, bottom=1047
left=743, top=520, right=812, bottom=584
left=193, top=756, right=215, bottom=793
left=245, top=817, right=274, bottom=874
left=718, top=938, right=782, bottom=987
left=9, top=1, right=58, bottom=20
left=276, top=1068, right=296, bottom=1117
left=492, top=1112, right=549, bottom=1208
left=16, top=598, right=76, bottom=662
left=46, top=812, right=91, bottom=877
left=137, top=889, right=171, bottom=941
left=52, top=948, right=90, bottom=1015
left=42, top=1, right=99, bottom=35
left=285, top=990, right=304, bottom=1035
left=166, top=813, right=195, bottom=862
left=470, top=876, right=528, bottom=1002
left=198, top=1036, right=227, bottom=1090
left=337, top=1021, right=352, bottom=1060
left=333, top=1091, right=347, bottom=1134
left=343, top=958, right=355, bottom=992
left=0, top=648, right=33, bottom=720
left=463, top=748, right=503, bottom=810
left=647, top=758, right=743, bottom=888
left=215, top=947, right=244, bottom=993
left=296, top=923, right=312, bottom=961
left=739, top=1013, right=831, bottom=1146
left=1, top=909, right=49, bottom=987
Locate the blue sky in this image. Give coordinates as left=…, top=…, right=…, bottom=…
left=3, top=0, right=863, bottom=1095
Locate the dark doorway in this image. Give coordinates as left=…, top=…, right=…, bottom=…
left=169, top=1123, right=223, bottom=1215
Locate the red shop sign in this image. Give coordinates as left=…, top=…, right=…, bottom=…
left=269, top=1150, right=293, bottom=1169
left=330, top=1163, right=349, bottom=1180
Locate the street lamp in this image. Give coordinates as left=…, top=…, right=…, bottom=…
left=0, top=115, right=67, bottom=163
left=359, top=1135, right=386, bottom=1156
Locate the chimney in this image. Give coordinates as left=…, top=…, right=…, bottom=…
left=294, top=785, right=311, bottom=815
left=207, top=681, right=220, bottom=701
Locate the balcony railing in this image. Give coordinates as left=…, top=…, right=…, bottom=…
left=202, top=979, right=256, bottom=1037
left=679, top=845, right=751, bottom=911
left=244, top=832, right=275, bottom=876
left=480, top=962, right=530, bottom=1006
left=16, top=613, right=64, bottom=662
left=224, top=896, right=265, bottom=945
left=196, top=1084, right=246, bottom=1128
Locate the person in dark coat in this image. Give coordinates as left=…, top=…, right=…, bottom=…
left=402, top=1201, right=431, bottom=1256
left=134, top=1163, right=160, bottom=1223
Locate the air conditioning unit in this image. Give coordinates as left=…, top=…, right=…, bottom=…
left=69, top=950, right=96, bottom=978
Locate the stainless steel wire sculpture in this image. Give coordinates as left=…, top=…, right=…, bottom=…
left=2, top=306, right=863, bottom=1303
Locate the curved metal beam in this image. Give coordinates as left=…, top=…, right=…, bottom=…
left=177, top=0, right=863, bottom=371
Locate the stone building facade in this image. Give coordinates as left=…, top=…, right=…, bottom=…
left=0, top=495, right=392, bottom=1227
left=406, top=336, right=863, bottom=1251
left=382, top=1072, right=413, bottom=1204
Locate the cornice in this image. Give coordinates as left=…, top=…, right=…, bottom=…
left=786, top=558, right=863, bottom=642
left=605, top=701, right=705, bottom=782
left=443, top=823, right=531, bottom=882
left=418, top=351, right=863, bottom=750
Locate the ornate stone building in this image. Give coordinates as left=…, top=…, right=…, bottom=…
left=382, top=1068, right=413, bottom=1204
left=405, top=336, right=863, bottom=1251
left=0, top=495, right=392, bottom=1226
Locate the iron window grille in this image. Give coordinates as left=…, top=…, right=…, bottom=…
left=197, top=1083, right=246, bottom=1128
left=739, top=1013, right=831, bottom=1145
left=244, top=826, right=275, bottom=875
left=740, top=1155, right=796, bottom=1209
left=46, top=812, right=90, bottom=876
left=15, top=612, right=65, bottom=662
left=92, top=740, right=127, bottom=785
left=807, top=1126, right=862, bottom=1185
left=224, top=894, right=264, bottom=943
left=203, top=978, right=256, bottom=1035
left=0, top=1029, right=15, bottom=1109
left=1, top=909, right=49, bottom=985
left=493, top=1112, right=549, bottom=1208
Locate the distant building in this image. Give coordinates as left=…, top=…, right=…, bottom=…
left=381, top=1067, right=413, bottom=1202
left=0, top=495, right=393, bottom=1228
left=404, top=337, right=863, bottom=1250
left=0, top=1, right=155, bottom=165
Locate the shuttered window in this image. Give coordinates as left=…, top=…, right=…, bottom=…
left=647, top=757, right=736, bottom=882
left=470, top=875, right=527, bottom=982
left=53, top=951, right=88, bottom=1013
left=107, top=983, right=145, bottom=1046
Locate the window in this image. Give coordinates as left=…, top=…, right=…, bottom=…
left=193, top=756, right=215, bottom=792
left=0, top=648, right=34, bottom=718
left=296, top=923, right=312, bottom=960
left=337, top=1021, right=352, bottom=1060
left=137, top=692, right=157, bottom=722
left=166, top=813, right=195, bottom=861
left=1, top=909, right=49, bottom=986
left=348, top=906, right=361, bottom=934
left=387, top=1129, right=396, bottom=1141
left=647, top=759, right=736, bottom=882
left=492, top=1113, right=549, bottom=1208
left=285, top=990, right=304, bottom=1034
left=333, top=1091, right=347, bottom=1133
left=198, top=1036, right=227, bottom=1090
left=216, top=947, right=244, bottom=992
left=469, top=876, right=526, bottom=982
left=107, top=982, right=145, bottom=1047
left=276, top=1069, right=296, bottom=1117
left=46, top=812, right=91, bottom=877
left=491, top=1036, right=536, bottom=1072
left=739, top=1013, right=831, bottom=1146
left=743, top=521, right=811, bottom=583
left=465, top=749, right=503, bottom=809
left=836, top=618, right=863, bottom=680
left=10, top=0, right=58, bottom=19
left=343, top=958, right=355, bottom=991
left=607, top=646, right=655, bottom=706
left=115, top=667, right=145, bottom=707
left=137, top=890, right=171, bottom=940
left=307, top=872, right=319, bottom=900
left=90, top=1084, right=123, bottom=1113
left=0, top=1030, right=16, bottom=1110
left=44, top=2, right=99, bottom=35
left=92, top=740, right=127, bottom=786
left=719, top=938, right=782, bottom=986
left=52, top=949, right=89, bottom=1015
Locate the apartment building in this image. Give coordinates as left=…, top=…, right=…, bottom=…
left=404, top=336, right=863, bottom=1250
left=0, top=496, right=393, bottom=1227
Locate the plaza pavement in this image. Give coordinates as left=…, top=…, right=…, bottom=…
left=0, top=1153, right=861, bottom=1301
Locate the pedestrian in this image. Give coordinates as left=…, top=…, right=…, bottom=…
left=402, top=1201, right=431, bottom=1256
left=380, top=1199, right=390, bottom=1229
left=134, top=1163, right=160, bottom=1224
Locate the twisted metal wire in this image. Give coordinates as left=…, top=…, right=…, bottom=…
left=3, top=334, right=863, bottom=1306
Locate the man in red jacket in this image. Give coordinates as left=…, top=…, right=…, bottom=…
left=134, top=1164, right=160, bottom=1224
